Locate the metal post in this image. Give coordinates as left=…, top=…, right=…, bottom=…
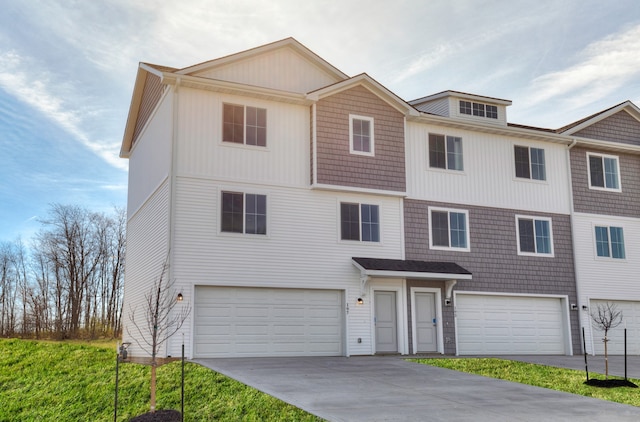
left=181, top=333, right=185, bottom=421
left=582, top=327, right=589, bottom=381
left=625, top=328, right=628, bottom=381
left=114, top=352, right=119, bottom=422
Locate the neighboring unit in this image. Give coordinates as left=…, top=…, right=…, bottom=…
left=119, top=38, right=638, bottom=359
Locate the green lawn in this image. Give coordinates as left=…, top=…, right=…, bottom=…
left=0, top=338, right=323, bottom=421
left=412, top=358, right=640, bottom=406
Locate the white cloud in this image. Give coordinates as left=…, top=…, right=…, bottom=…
left=0, top=50, right=127, bottom=171
left=525, top=24, right=640, bottom=107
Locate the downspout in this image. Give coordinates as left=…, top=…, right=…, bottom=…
left=566, top=138, right=584, bottom=355
left=166, top=76, right=181, bottom=358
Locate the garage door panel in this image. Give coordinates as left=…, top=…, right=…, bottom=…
left=194, top=286, right=343, bottom=357
left=457, top=294, right=566, bottom=355
left=591, top=300, right=640, bottom=355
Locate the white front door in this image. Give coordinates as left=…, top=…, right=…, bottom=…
left=375, top=291, right=398, bottom=353
left=415, top=292, right=437, bottom=353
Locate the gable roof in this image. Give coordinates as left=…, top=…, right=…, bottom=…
left=557, top=100, right=640, bottom=135
left=176, top=37, right=348, bottom=82
left=308, top=73, right=419, bottom=116
left=410, top=90, right=512, bottom=107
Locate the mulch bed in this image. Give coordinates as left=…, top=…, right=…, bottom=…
left=129, top=410, right=182, bottom=421
left=584, top=378, right=638, bottom=388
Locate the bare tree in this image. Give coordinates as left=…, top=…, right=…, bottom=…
left=127, top=258, right=190, bottom=413
left=591, top=302, right=623, bottom=379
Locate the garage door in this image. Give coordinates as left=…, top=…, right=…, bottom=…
left=194, top=286, right=343, bottom=357
left=591, top=300, right=640, bottom=355
left=456, top=294, right=567, bottom=355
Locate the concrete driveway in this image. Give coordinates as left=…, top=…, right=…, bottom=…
left=194, top=356, right=640, bottom=421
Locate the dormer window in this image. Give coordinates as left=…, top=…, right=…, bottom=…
left=459, top=100, right=498, bottom=120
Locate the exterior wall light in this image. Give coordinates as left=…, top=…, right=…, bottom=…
left=357, top=297, right=364, bottom=305
left=177, top=293, right=184, bottom=302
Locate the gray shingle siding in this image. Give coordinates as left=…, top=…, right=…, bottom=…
left=404, top=199, right=580, bottom=354
left=573, top=111, right=640, bottom=146
left=570, top=146, right=640, bottom=218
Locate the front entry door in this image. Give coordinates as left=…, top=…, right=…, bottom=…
left=415, top=292, right=437, bottom=352
left=375, top=291, right=398, bottom=353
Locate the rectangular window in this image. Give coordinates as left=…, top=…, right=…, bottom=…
left=516, top=216, right=553, bottom=256
left=349, top=115, right=374, bottom=156
left=486, top=105, right=498, bottom=119
left=341, top=202, right=379, bottom=242
left=595, top=225, right=625, bottom=259
left=459, top=100, right=472, bottom=115
left=429, top=207, right=469, bottom=251
left=472, top=102, right=485, bottom=117
left=514, top=146, right=546, bottom=181
left=223, top=103, right=267, bottom=147
left=588, top=153, right=620, bottom=191
left=429, top=134, right=463, bottom=171
left=221, top=191, right=267, bottom=235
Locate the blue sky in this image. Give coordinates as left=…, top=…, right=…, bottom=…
left=2, top=0, right=640, bottom=242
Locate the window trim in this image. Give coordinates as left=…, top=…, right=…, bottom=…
left=339, top=201, right=381, bottom=243
left=349, top=114, right=375, bottom=157
left=428, top=206, right=470, bottom=252
left=222, top=103, right=268, bottom=148
left=459, top=100, right=499, bottom=120
left=515, top=215, right=554, bottom=257
left=220, top=190, right=269, bottom=236
left=428, top=133, right=464, bottom=172
left=593, top=224, right=626, bottom=260
left=587, top=152, right=621, bottom=192
left=514, top=145, right=546, bottom=182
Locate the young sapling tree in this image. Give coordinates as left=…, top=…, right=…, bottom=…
left=591, top=302, right=623, bottom=379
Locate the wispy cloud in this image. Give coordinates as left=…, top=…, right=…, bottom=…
left=524, top=24, right=640, bottom=107
left=0, top=50, right=127, bottom=171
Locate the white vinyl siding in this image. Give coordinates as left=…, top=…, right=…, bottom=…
left=456, top=293, right=568, bottom=355
left=193, top=46, right=341, bottom=94
left=405, top=121, right=571, bottom=214
left=193, top=286, right=343, bottom=357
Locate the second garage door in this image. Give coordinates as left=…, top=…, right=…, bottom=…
left=456, top=294, right=568, bottom=355
left=194, top=286, right=344, bottom=358
left=591, top=299, right=640, bottom=355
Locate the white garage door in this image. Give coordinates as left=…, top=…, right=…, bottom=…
left=194, top=286, right=343, bottom=357
left=591, top=300, right=640, bottom=355
left=456, top=294, right=567, bottom=355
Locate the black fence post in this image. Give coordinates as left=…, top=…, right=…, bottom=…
left=181, top=334, right=185, bottom=421
left=582, top=327, right=589, bottom=381
left=114, top=351, right=119, bottom=422
left=625, top=328, right=628, bottom=381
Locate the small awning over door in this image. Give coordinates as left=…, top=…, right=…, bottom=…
left=352, top=257, right=472, bottom=280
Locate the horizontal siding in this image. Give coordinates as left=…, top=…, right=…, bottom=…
left=127, top=90, right=173, bottom=218
left=133, top=73, right=165, bottom=144
left=194, top=46, right=339, bottom=94
left=122, top=180, right=171, bottom=359
left=406, top=121, right=571, bottom=214
left=176, top=88, right=310, bottom=187
left=573, top=111, right=640, bottom=146
left=413, top=97, right=449, bottom=116
left=572, top=213, right=640, bottom=353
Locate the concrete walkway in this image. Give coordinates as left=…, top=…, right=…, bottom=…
left=194, top=356, right=640, bottom=421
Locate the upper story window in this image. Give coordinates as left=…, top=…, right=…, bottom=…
left=588, top=152, right=620, bottom=191
left=516, top=215, right=553, bottom=256
left=429, top=207, right=470, bottom=252
left=221, top=191, right=267, bottom=235
left=459, top=100, right=498, bottom=120
left=223, top=103, right=267, bottom=147
left=429, top=134, right=463, bottom=171
left=595, top=225, right=625, bottom=259
left=340, top=202, right=379, bottom=242
left=514, top=146, right=546, bottom=181
left=349, top=115, right=374, bottom=156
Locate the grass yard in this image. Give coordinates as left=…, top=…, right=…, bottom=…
left=0, top=338, right=323, bottom=421
left=413, top=358, right=640, bottom=407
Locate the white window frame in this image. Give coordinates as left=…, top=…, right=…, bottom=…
left=338, top=201, right=381, bottom=243
left=222, top=103, right=268, bottom=148
left=587, top=152, right=621, bottom=192
left=219, top=189, right=269, bottom=237
left=428, top=133, right=464, bottom=172
left=592, top=224, right=626, bottom=260
left=515, top=215, right=554, bottom=257
left=349, top=114, right=375, bottom=156
left=513, top=145, right=546, bottom=182
left=428, top=206, right=470, bottom=252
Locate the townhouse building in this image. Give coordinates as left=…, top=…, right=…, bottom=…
left=119, top=38, right=637, bottom=359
